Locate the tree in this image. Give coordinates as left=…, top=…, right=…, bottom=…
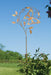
left=45, top=0, right=51, bottom=18
left=0, top=43, right=5, bottom=50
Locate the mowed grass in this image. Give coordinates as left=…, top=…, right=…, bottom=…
left=0, top=63, right=51, bottom=75
left=49, top=67, right=51, bottom=75
left=0, top=63, right=24, bottom=75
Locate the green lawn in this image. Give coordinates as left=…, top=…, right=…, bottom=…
left=0, top=63, right=24, bottom=75
left=49, top=67, right=51, bottom=75
left=0, top=63, right=51, bottom=75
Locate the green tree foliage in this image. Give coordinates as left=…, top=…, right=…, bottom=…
left=0, top=43, right=5, bottom=50
left=0, top=44, right=23, bottom=63
left=0, top=49, right=23, bottom=63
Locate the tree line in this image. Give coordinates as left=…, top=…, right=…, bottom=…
left=0, top=44, right=23, bottom=63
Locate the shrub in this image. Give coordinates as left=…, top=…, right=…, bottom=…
left=19, top=48, right=51, bottom=75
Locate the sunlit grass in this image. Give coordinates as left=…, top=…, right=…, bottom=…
left=0, top=63, right=51, bottom=75
left=0, top=63, right=24, bottom=75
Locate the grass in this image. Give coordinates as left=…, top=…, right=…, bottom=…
left=49, top=67, right=51, bottom=75
left=0, top=63, right=24, bottom=75
left=0, top=63, right=51, bottom=75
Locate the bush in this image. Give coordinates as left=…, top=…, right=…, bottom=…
left=19, top=48, right=51, bottom=75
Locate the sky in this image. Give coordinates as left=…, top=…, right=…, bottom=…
left=0, top=0, right=51, bottom=59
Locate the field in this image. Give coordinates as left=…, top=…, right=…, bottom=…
left=0, top=63, right=24, bottom=75
left=0, top=63, right=51, bottom=75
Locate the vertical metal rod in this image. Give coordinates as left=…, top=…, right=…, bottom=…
left=25, top=30, right=27, bottom=63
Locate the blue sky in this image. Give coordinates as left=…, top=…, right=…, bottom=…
left=0, top=0, right=51, bottom=59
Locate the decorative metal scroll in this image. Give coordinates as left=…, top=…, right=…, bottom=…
left=12, top=7, right=40, bottom=34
